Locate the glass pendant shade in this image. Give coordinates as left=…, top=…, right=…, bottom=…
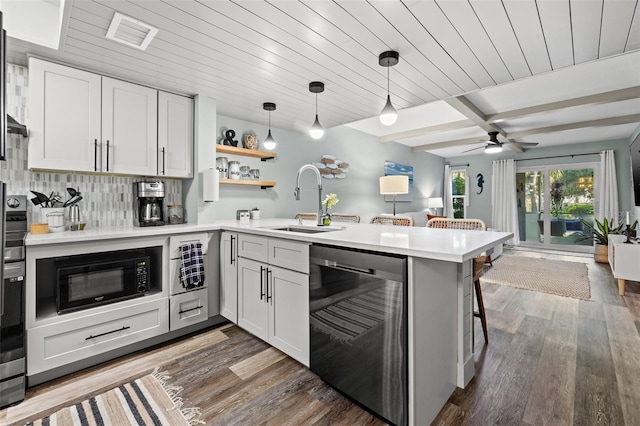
left=262, top=102, right=276, bottom=150
left=378, top=50, right=399, bottom=127
left=263, top=129, right=276, bottom=150
left=309, top=114, right=324, bottom=140
left=379, top=95, right=398, bottom=126
left=485, top=144, right=503, bottom=154
left=308, top=81, right=325, bottom=140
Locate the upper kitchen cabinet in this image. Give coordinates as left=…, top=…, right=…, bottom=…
left=28, top=58, right=101, bottom=172
left=158, top=92, right=193, bottom=178
left=28, top=58, right=193, bottom=178
left=102, top=77, right=157, bottom=176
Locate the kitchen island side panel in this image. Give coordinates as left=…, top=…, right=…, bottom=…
left=410, top=257, right=458, bottom=425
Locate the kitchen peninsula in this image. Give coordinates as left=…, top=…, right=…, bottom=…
left=25, top=220, right=512, bottom=425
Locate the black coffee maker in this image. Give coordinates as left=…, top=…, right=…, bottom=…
left=134, top=181, right=165, bottom=226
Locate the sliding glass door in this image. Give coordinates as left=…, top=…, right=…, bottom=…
left=517, top=163, right=597, bottom=252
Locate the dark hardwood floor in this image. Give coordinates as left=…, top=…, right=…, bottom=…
left=2, top=248, right=639, bottom=425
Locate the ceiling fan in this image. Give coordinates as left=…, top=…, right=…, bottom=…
left=463, top=131, right=539, bottom=154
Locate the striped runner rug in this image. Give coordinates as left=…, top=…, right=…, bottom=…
left=25, top=369, right=203, bottom=426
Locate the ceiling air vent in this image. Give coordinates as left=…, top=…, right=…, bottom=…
left=106, top=12, right=158, bottom=51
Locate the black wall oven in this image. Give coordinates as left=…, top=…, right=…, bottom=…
left=55, top=250, right=150, bottom=314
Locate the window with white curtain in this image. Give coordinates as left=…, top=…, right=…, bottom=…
left=451, top=167, right=468, bottom=218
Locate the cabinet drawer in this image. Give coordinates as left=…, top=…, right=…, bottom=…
left=169, top=288, right=209, bottom=332
left=268, top=238, right=309, bottom=274
left=27, top=298, right=168, bottom=375
left=238, top=234, right=268, bottom=263
left=169, top=232, right=209, bottom=259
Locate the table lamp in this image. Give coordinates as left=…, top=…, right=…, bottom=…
left=380, top=175, right=409, bottom=216
left=428, top=197, right=443, bottom=216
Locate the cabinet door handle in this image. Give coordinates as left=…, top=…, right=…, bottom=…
left=230, top=235, right=235, bottom=264
left=266, top=269, right=273, bottom=303
left=86, top=326, right=130, bottom=340
left=161, top=147, right=166, bottom=175
left=106, top=140, right=110, bottom=172
left=94, top=139, right=98, bottom=171
left=179, top=306, right=203, bottom=315
left=260, top=266, right=265, bottom=300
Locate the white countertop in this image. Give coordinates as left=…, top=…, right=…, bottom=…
left=25, top=218, right=513, bottom=263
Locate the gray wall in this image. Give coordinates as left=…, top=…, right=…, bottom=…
left=189, top=113, right=445, bottom=224
left=446, top=139, right=634, bottom=227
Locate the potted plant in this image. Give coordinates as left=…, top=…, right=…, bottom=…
left=321, top=193, right=339, bottom=226
left=578, top=217, right=633, bottom=263
left=250, top=207, right=261, bottom=220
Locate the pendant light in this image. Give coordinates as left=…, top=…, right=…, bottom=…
left=262, top=102, right=276, bottom=150
left=378, top=51, right=399, bottom=126
left=309, top=81, right=325, bottom=140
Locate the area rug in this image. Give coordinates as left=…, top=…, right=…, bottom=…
left=481, top=254, right=590, bottom=300
left=25, top=369, right=204, bottom=426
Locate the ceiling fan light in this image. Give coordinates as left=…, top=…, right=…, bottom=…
left=309, top=114, right=324, bottom=140
left=263, top=129, right=276, bottom=150
left=485, top=144, right=503, bottom=154
left=379, top=95, right=398, bottom=126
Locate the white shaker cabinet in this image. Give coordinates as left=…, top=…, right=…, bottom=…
left=220, top=232, right=238, bottom=323
left=102, top=77, right=158, bottom=176
left=236, top=234, right=310, bottom=365
left=28, top=58, right=102, bottom=172
left=28, top=58, right=193, bottom=177
left=158, top=92, right=193, bottom=178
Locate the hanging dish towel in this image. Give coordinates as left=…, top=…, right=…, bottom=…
left=180, top=242, right=205, bottom=289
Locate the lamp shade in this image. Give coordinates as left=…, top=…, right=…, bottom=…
left=379, top=175, right=409, bottom=194
left=427, top=197, right=443, bottom=209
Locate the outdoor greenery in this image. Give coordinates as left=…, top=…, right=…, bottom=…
left=564, top=203, right=594, bottom=216
left=452, top=171, right=466, bottom=219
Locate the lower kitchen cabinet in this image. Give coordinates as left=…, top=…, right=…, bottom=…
left=169, top=289, right=208, bottom=332
left=27, top=297, right=169, bottom=376
left=237, top=257, right=309, bottom=366
left=220, top=232, right=238, bottom=323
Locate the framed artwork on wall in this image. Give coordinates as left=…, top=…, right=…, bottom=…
left=384, top=161, right=413, bottom=202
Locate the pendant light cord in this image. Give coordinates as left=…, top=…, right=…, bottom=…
left=387, top=64, right=390, bottom=96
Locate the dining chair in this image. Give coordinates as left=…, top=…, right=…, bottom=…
left=370, top=215, right=413, bottom=226
left=330, top=213, right=360, bottom=223
left=294, top=213, right=318, bottom=221
left=473, top=256, right=488, bottom=344
left=426, top=218, right=493, bottom=266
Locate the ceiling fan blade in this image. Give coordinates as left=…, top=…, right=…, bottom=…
left=508, top=141, right=538, bottom=147
left=462, top=145, right=485, bottom=153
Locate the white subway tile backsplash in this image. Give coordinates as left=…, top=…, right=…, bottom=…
left=2, top=64, right=183, bottom=228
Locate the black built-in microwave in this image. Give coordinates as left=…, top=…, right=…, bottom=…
left=55, top=250, right=150, bottom=314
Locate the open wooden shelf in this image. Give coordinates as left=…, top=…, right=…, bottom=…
left=220, top=179, right=276, bottom=189
left=216, top=145, right=276, bottom=161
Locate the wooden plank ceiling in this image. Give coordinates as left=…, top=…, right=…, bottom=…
left=4, top=0, right=640, bottom=157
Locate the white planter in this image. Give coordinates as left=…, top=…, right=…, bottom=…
left=250, top=210, right=261, bottom=220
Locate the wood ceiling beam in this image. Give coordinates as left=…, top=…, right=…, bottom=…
left=507, top=114, right=640, bottom=139
left=445, top=96, right=501, bottom=134
left=411, top=137, right=486, bottom=152
left=487, top=86, right=640, bottom=123
left=379, top=119, right=475, bottom=143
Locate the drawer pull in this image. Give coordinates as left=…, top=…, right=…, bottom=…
left=85, top=326, right=130, bottom=341
left=179, top=306, right=203, bottom=315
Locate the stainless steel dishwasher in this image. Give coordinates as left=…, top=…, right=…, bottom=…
left=309, top=244, right=407, bottom=426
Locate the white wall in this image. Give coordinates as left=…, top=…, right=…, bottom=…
left=185, top=110, right=445, bottom=224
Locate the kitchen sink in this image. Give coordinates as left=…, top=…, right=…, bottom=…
left=266, top=225, right=344, bottom=234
